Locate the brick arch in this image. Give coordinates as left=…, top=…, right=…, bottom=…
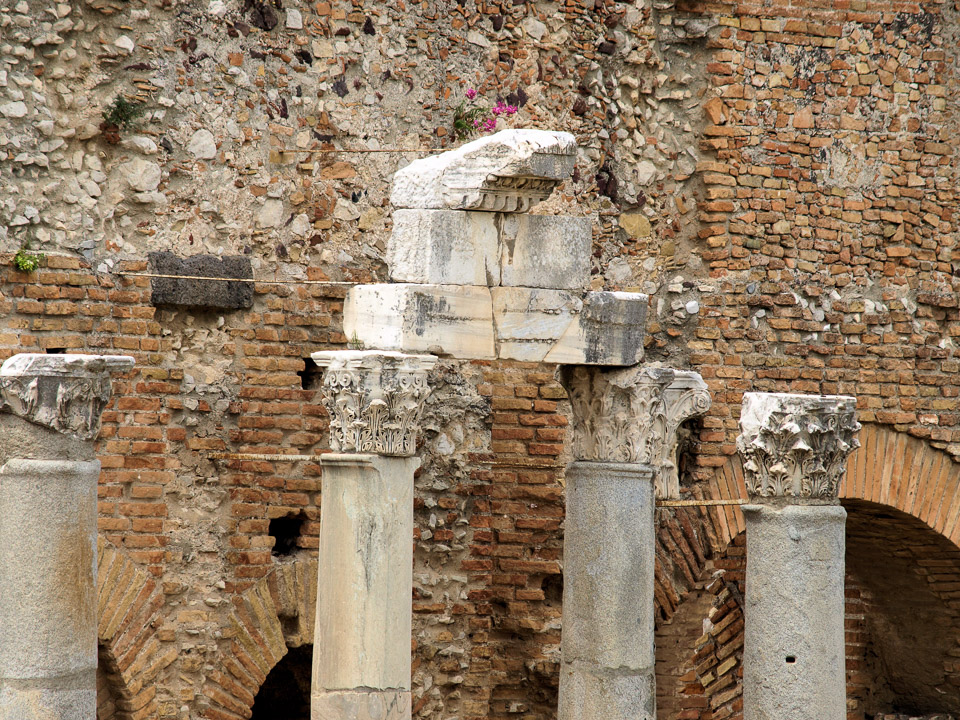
left=201, top=558, right=317, bottom=720
left=96, top=539, right=173, bottom=720
left=699, top=423, right=960, bottom=549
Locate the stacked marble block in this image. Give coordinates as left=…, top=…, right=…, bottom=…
left=345, top=130, right=648, bottom=365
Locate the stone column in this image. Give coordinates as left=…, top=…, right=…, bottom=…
left=557, top=365, right=710, bottom=720
left=0, top=353, right=135, bottom=720
left=310, top=350, right=436, bottom=720
left=737, top=392, right=860, bottom=720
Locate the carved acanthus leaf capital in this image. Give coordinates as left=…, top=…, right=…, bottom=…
left=0, top=354, right=135, bottom=440
left=737, top=392, right=860, bottom=501
left=313, top=351, right=437, bottom=457
left=560, top=365, right=710, bottom=478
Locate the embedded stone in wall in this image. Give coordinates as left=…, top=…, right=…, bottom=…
left=343, top=284, right=496, bottom=359
left=498, top=214, right=591, bottom=290
left=390, top=129, right=577, bottom=212
left=147, top=251, right=254, bottom=310
left=344, top=284, right=645, bottom=364
left=387, top=209, right=501, bottom=286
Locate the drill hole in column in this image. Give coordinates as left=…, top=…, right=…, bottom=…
left=785, top=655, right=796, bottom=664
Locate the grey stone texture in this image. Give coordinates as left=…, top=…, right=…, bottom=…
left=498, top=214, right=591, bottom=290
left=0, top=353, right=132, bottom=720
left=312, top=453, right=419, bottom=720
left=387, top=209, right=501, bottom=286
left=312, top=689, right=411, bottom=720
left=558, top=461, right=656, bottom=720
left=0, top=458, right=101, bottom=720
left=743, top=503, right=848, bottom=720
left=148, top=251, right=254, bottom=310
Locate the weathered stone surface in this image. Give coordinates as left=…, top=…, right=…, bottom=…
left=390, top=129, right=576, bottom=212
left=743, top=503, right=847, bottom=720
left=344, top=284, right=496, bottom=359
left=346, top=284, right=645, bottom=364
left=148, top=251, right=254, bottom=310
left=493, top=287, right=647, bottom=364
left=312, top=351, right=437, bottom=457
left=738, top=392, right=860, bottom=501
left=543, top=291, right=646, bottom=365
left=559, top=664, right=655, bottom=720
left=387, top=209, right=500, bottom=286
left=499, top=214, right=591, bottom=290
left=559, top=461, right=656, bottom=720
left=0, top=458, right=100, bottom=720
left=658, top=372, right=712, bottom=498
left=312, top=689, right=410, bottom=720
left=386, top=210, right=591, bottom=289
left=313, top=455, right=418, bottom=700
left=561, top=366, right=677, bottom=464
left=0, top=353, right=135, bottom=441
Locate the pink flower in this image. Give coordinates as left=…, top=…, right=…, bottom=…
left=465, top=88, right=477, bottom=100
left=492, top=100, right=519, bottom=117
left=482, top=117, right=497, bottom=132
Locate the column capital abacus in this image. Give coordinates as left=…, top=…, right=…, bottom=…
left=0, top=353, right=135, bottom=441
left=312, top=350, right=437, bottom=457
left=559, top=365, right=711, bottom=481
left=737, top=392, right=860, bottom=502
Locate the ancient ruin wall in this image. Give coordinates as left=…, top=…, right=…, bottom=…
left=4, top=0, right=960, bottom=716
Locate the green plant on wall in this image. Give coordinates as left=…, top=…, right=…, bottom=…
left=102, top=96, right=145, bottom=128
left=12, top=243, right=44, bottom=273
left=100, top=96, right=146, bottom=143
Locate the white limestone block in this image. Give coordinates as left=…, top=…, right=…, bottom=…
left=387, top=209, right=500, bottom=286
left=500, top=214, right=592, bottom=289
left=492, top=288, right=647, bottom=365
left=391, top=129, right=577, bottom=212
left=344, top=284, right=495, bottom=359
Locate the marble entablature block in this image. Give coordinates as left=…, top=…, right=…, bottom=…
left=386, top=209, right=592, bottom=290
left=344, top=284, right=647, bottom=365
left=390, top=129, right=577, bottom=212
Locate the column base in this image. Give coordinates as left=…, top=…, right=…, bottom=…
left=311, top=689, right=410, bottom=720
left=558, top=662, right=654, bottom=720
left=0, top=683, right=95, bottom=720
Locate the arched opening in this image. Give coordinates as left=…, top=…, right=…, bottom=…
left=844, top=499, right=960, bottom=717
left=96, top=644, right=129, bottom=720
left=250, top=644, right=312, bottom=720
left=654, top=499, right=960, bottom=719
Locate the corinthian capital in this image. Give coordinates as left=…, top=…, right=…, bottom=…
left=313, top=350, right=437, bottom=457
left=737, top=393, right=860, bottom=501
left=560, top=365, right=711, bottom=481
left=0, top=353, right=135, bottom=440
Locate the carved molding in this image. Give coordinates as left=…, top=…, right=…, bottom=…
left=737, top=392, right=860, bottom=501
left=657, top=374, right=713, bottom=499
left=313, top=351, right=437, bottom=457
left=0, top=354, right=135, bottom=441
left=560, top=365, right=711, bottom=486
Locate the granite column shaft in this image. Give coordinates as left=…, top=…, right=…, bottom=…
left=0, top=353, right=134, bottom=720
left=737, top=392, right=860, bottom=720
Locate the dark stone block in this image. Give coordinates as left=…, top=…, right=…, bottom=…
left=148, top=252, right=254, bottom=310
